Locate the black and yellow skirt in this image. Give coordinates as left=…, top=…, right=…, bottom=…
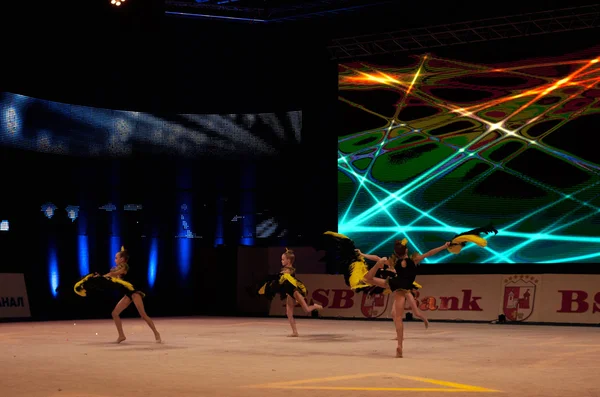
left=359, top=269, right=423, bottom=297
left=74, top=273, right=146, bottom=299
left=387, top=275, right=417, bottom=294
left=320, top=231, right=387, bottom=295
left=257, top=273, right=308, bottom=301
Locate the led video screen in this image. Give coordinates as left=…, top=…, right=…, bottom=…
left=0, top=92, right=303, bottom=242
left=0, top=92, right=301, bottom=158
left=338, top=49, right=600, bottom=264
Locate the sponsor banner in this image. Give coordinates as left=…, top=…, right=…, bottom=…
left=499, top=274, right=543, bottom=323
left=269, top=274, right=364, bottom=318
left=537, top=274, right=600, bottom=324
left=269, top=274, right=502, bottom=322
left=0, top=273, right=31, bottom=318
left=268, top=273, right=600, bottom=324
left=414, top=275, right=501, bottom=322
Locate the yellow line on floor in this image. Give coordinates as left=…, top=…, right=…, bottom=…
left=243, top=372, right=500, bottom=392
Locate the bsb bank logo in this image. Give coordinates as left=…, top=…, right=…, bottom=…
left=296, top=286, right=486, bottom=318
left=361, top=289, right=485, bottom=318
left=361, top=292, right=390, bottom=318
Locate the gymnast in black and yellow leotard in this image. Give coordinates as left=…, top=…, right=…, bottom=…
left=74, top=246, right=161, bottom=344
left=321, top=231, right=421, bottom=296
left=257, top=248, right=323, bottom=337
left=356, top=248, right=422, bottom=297
left=363, top=238, right=450, bottom=357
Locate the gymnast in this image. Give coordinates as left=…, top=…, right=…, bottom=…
left=363, top=239, right=450, bottom=357
left=74, top=247, right=161, bottom=343
left=257, top=248, right=323, bottom=337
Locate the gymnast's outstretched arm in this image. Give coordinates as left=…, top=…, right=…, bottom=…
left=412, top=242, right=450, bottom=265
left=355, top=249, right=381, bottom=262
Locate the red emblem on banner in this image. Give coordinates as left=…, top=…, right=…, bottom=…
left=361, top=292, right=390, bottom=318
left=503, top=275, right=538, bottom=322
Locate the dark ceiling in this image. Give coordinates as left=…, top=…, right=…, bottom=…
left=164, top=0, right=599, bottom=37
left=0, top=0, right=598, bottom=113
left=3, top=0, right=598, bottom=40
left=165, top=0, right=396, bottom=22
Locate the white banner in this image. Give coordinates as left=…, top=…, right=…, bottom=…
left=536, top=274, right=600, bottom=324
left=0, top=273, right=31, bottom=318
left=269, top=274, right=502, bottom=322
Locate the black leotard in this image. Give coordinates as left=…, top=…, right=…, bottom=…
left=387, top=257, right=417, bottom=292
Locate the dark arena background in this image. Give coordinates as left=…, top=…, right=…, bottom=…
left=1, top=1, right=600, bottom=397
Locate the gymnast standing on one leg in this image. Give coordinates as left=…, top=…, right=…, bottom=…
left=357, top=247, right=426, bottom=339
left=257, top=248, right=323, bottom=337
left=363, top=239, right=450, bottom=357
left=388, top=281, right=423, bottom=340
left=321, top=232, right=430, bottom=325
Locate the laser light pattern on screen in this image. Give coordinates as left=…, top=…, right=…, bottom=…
left=337, top=53, right=600, bottom=264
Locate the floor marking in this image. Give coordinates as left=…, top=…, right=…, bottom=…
left=242, top=372, right=500, bottom=392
